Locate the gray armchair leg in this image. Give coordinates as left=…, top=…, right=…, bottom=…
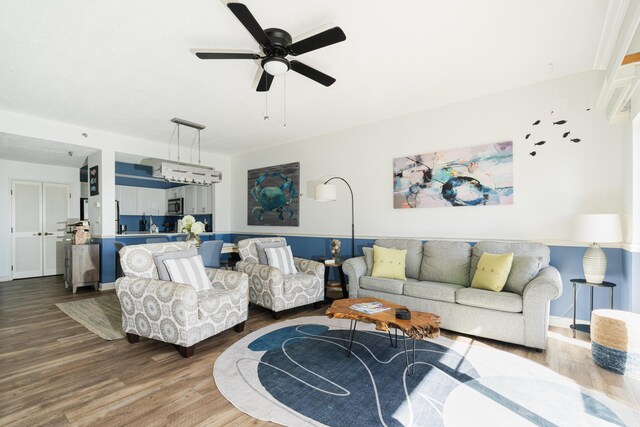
left=313, top=301, right=322, bottom=309
left=272, top=310, right=282, bottom=320
left=126, top=333, right=140, bottom=344
left=234, top=321, right=245, bottom=332
left=174, top=344, right=196, bottom=358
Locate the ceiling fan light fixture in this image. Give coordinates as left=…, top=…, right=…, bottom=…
left=262, top=56, right=289, bottom=76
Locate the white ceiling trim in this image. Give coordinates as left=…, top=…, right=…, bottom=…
left=596, top=0, right=640, bottom=121
left=593, top=0, right=630, bottom=70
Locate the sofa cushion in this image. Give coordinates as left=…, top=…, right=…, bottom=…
left=153, top=248, right=199, bottom=281
left=163, top=255, right=212, bottom=293
left=471, top=241, right=550, bottom=279
left=419, top=240, right=472, bottom=286
left=255, top=240, right=286, bottom=265
left=360, top=276, right=405, bottom=295
left=374, top=239, right=423, bottom=280
left=455, top=287, right=523, bottom=313
left=372, top=246, right=407, bottom=280
left=265, top=245, right=297, bottom=275
left=363, top=247, right=374, bottom=276
left=403, top=280, right=464, bottom=303
left=503, top=256, right=543, bottom=295
left=471, top=253, right=514, bottom=292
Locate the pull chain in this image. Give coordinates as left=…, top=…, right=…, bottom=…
left=264, top=77, right=269, bottom=120
left=283, top=73, right=287, bottom=128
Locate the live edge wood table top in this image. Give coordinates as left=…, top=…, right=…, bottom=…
left=325, top=297, right=441, bottom=340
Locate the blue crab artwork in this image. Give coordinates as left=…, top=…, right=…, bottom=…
left=250, top=170, right=298, bottom=223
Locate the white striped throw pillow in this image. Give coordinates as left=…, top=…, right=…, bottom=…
left=264, top=245, right=298, bottom=275
left=163, top=255, right=212, bottom=292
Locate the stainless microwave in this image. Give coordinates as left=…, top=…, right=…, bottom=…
left=167, top=198, right=184, bottom=215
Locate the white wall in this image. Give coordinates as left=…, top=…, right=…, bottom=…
left=625, top=113, right=640, bottom=248
left=230, top=71, right=625, bottom=244
left=0, top=159, right=81, bottom=280
left=0, top=109, right=232, bottom=235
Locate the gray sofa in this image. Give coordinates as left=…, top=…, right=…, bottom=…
left=342, top=239, right=562, bottom=350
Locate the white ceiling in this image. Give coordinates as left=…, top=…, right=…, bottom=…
left=0, top=0, right=614, bottom=155
left=0, top=133, right=97, bottom=167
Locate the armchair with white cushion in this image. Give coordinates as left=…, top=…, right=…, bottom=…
left=115, top=242, right=248, bottom=358
left=236, top=237, right=325, bottom=319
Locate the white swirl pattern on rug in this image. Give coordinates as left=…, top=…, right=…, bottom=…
left=214, top=316, right=639, bottom=427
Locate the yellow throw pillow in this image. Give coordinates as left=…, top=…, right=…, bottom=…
left=471, top=252, right=514, bottom=292
left=371, top=245, right=407, bottom=280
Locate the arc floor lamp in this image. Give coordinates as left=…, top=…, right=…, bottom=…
left=314, top=177, right=355, bottom=258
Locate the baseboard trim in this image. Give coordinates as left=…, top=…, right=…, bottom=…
left=0, top=276, right=11, bottom=282
left=549, top=315, right=574, bottom=329
left=100, top=282, right=115, bottom=291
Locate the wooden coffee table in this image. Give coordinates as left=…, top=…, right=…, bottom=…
left=325, top=297, right=441, bottom=375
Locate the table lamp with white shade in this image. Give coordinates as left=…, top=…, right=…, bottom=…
left=571, top=214, right=622, bottom=284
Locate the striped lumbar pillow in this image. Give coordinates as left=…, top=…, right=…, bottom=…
left=163, top=255, right=212, bottom=292
left=264, top=245, right=298, bottom=275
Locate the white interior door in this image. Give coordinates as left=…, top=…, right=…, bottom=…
left=43, top=183, right=70, bottom=275
left=11, top=181, right=43, bottom=279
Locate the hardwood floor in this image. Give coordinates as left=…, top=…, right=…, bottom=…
left=1, top=276, right=638, bottom=426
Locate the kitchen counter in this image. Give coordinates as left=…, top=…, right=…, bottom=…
left=115, top=232, right=217, bottom=237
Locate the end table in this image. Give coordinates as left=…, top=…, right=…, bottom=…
left=319, top=258, right=348, bottom=300
left=570, top=278, right=616, bottom=338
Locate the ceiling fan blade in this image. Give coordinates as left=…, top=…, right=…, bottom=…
left=227, top=2, right=272, bottom=48
left=288, top=27, right=346, bottom=56
left=290, top=61, right=336, bottom=86
left=256, top=71, right=274, bottom=92
left=194, top=50, right=260, bottom=60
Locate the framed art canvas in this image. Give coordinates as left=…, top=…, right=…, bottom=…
left=393, top=142, right=513, bottom=209
left=247, top=162, right=299, bottom=226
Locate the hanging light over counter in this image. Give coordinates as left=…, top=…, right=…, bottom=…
left=155, top=118, right=222, bottom=185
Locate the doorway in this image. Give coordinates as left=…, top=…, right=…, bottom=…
left=11, top=180, right=71, bottom=279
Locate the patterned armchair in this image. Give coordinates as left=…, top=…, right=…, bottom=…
left=115, top=242, right=248, bottom=358
left=236, top=237, right=324, bottom=319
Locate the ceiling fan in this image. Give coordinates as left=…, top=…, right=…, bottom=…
left=192, top=2, right=346, bottom=92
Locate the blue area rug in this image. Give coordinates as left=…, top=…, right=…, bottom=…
left=214, top=316, right=639, bottom=426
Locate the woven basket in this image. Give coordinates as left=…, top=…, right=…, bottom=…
left=591, top=309, right=640, bottom=379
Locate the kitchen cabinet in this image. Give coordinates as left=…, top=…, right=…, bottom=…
left=137, top=188, right=165, bottom=215
left=167, top=186, right=186, bottom=200
left=166, top=185, right=213, bottom=215
left=116, top=186, right=165, bottom=215
left=116, top=186, right=138, bottom=215
left=183, top=186, right=196, bottom=214
left=196, top=185, right=213, bottom=214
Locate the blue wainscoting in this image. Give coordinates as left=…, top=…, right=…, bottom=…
left=622, top=249, right=640, bottom=313
left=226, top=233, right=635, bottom=321
left=96, top=233, right=232, bottom=284
left=96, top=231, right=638, bottom=321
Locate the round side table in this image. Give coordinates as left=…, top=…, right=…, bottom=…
left=570, top=278, right=616, bottom=338
left=318, top=258, right=348, bottom=300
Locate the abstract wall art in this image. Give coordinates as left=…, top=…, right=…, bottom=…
left=393, top=142, right=513, bottom=209
left=248, top=162, right=300, bottom=226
